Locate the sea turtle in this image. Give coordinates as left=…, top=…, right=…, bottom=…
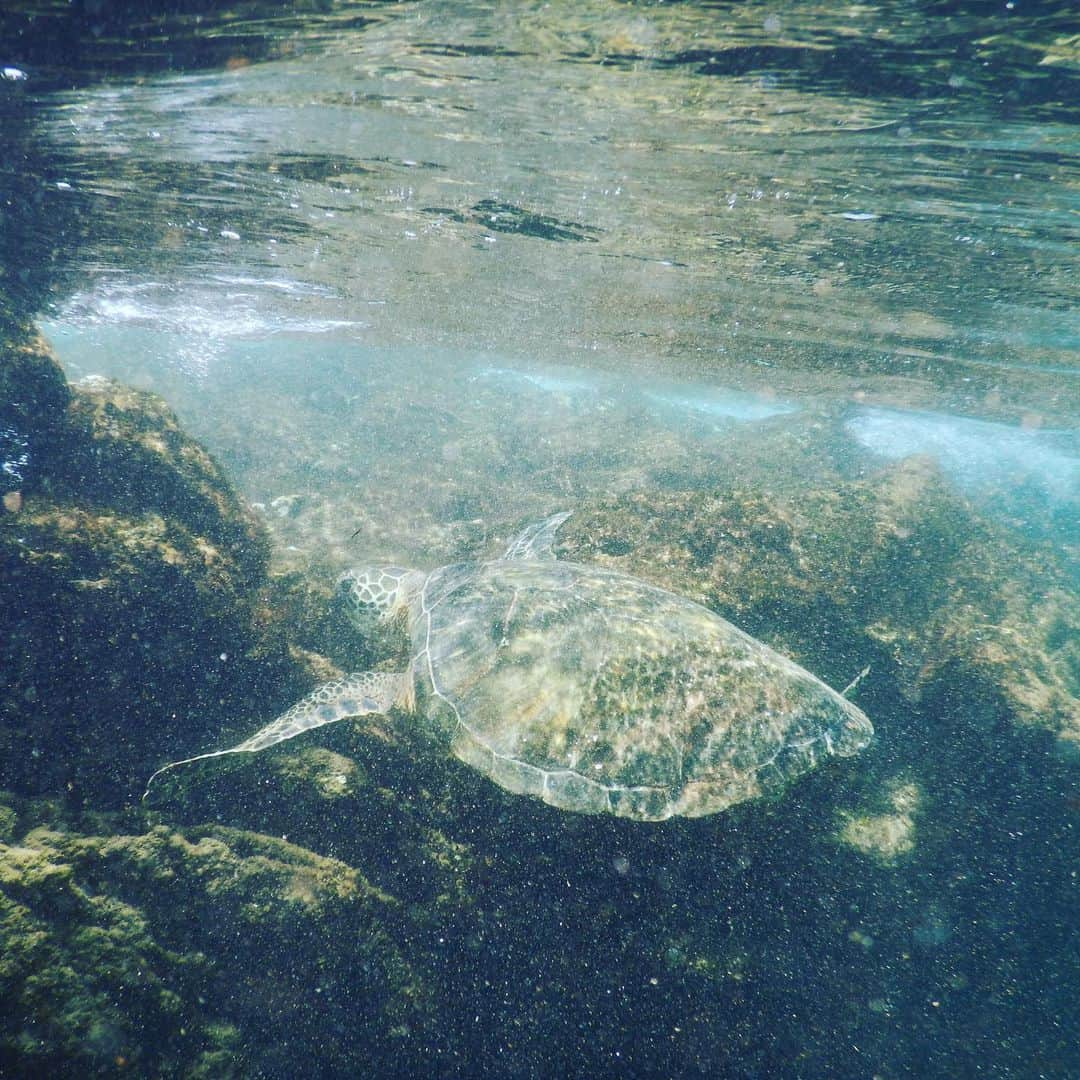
left=145, top=512, right=872, bottom=819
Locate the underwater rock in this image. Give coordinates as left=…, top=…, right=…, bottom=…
left=57, top=374, right=270, bottom=578
left=0, top=331, right=71, bottom=496
left=153, top=732, right=480, bottom=921
left=0, top=794, right=431, bottom=1076
left=837, top=780, right=920, bottom=863
left=0, top=332, right=316, bottom=806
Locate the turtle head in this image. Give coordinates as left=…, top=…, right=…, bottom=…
left=337, top=565, right=424, bottom=632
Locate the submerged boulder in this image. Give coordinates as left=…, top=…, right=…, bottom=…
left=0, top=330, right=315, bottom=806
left=56, top=375, right=268, bottom=579
left=0, top=331, right=71, bottom=499
left=0, top=793, right=432, bottom=1077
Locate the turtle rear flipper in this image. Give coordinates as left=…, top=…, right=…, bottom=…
left=143, top=670, right=410, bottom=799
left=501, top=511, right=571, bottom=561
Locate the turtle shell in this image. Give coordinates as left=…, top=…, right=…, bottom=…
left=406, top=559, right=872, bottom=821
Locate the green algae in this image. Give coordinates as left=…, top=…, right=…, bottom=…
left=0, top=795, right=432, bottom=1077
left=837, top=780, right=921, bottom=863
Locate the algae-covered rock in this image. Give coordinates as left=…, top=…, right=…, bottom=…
left=0, top=337, right=315, bottom=806
left=0, top=813, right=190, bottom=1075
left=0, top=331, right=71, bottom=498
left=56, top=375, right=269, bottom=579
left=0, top=795, right=432, bottom=1077
left=154, top=736, right=479, bottom=920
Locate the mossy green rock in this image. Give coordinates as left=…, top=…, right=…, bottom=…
left=0, top=332, right=71, bottom=497
left=0, top=798, right=430, bottom=1077
left=56, top=375, right=268, bottom=578
left=0, top=342, right=315, bottom=805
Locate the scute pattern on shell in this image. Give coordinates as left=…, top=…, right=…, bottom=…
left=406, top=558, right=871, bottom=820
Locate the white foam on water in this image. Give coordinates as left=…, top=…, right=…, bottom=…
left=642, top=384, right=798, bottom=423
left=845, top=406, right=1078, bottom=506
left=49, top=277, right=367, bottom=383
left=473, top=366, right=602, bottom=398
left=473, top=362, right=799, bottom=427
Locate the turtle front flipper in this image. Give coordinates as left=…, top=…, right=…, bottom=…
left=143, top=670, right=411, bottom=799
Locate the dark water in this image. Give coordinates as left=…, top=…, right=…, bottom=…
left=1, top=2, right=1077, bottom=1077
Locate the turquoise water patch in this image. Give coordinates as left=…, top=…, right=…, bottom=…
left=846, top=406, right=1079, bottom=527
left=472, top=365, right=608, bottom=401
left=641, top=381, right=798, bottom=424
left=473, top=362, right=798, bottom=428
